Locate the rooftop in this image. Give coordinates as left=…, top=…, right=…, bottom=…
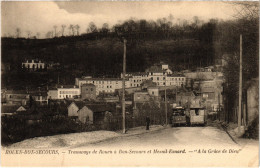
left=6, top=90, right=29, bottom=94
left=57, top=85, right=79, bottom=89
left=81, top=83, right=96, bottom=87
left=68, top=101, right=116, bottom=113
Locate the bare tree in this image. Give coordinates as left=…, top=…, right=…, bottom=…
left=53, top=25, right=57, bottom=37
left=26, top=31, right=31, bottom=39
left=229, top=2, right=259, bottom=20
left=46, top=31, right=52, bottom=38
left=61, top=25, right=66, bottom=36
left=16, top=28, right=21, bottom=38
left=36, top=32, right=40, bottom=39
left=101, top=23, right=109, bottom=34
left=69, top=24, right=74, bottom=36
left=75, top=24, right=80, bottom=36
left=88, top=22, right=97, bottom=33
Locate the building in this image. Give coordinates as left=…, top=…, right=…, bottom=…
left=81, top=84, right=96, bottom=100
left=194, top=77, right=223, bottom=111
left=67, top=102, right=115, bottom=124
left=5, top=90, right=30, bottom=106
left=133, top=92, right=151, bottom=103
left=123, top=72, right=149, bottom=87
left=1, top=105, right=26, bottom=116
left=30, top=92, right=48, bottom=105
left=68, top=102, right=80, bottom=117
left=22, top=59, right=45, bottom=70
left=78, top=106, right=94, bottom=124
left=176, top=91, right=196, bottom=107
left=147, top=87, right=159, bottom=97
left=57, top=85, right=80, bottom=99
left=166, top=74, right=186, bottom=87
left=246, top=78, right=259, bottom=126
left=184, top=71, right=223, bottom=81
left=77, top=78, right=130, bottom=95
left=47, top=90, right=58, bottom=100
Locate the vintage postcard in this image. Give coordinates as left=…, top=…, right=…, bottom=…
left=1, top=1, right=259, bottom=167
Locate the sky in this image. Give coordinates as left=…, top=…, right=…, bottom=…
left=1, top=1, right=240, bottom=38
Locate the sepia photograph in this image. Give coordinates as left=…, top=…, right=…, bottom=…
left=1, top=1, right=259, bottom=167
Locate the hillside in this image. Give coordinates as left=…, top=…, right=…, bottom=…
left=1, top=35, right=215, bottom=76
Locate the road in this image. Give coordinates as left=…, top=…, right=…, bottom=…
left=77, top=126, right=238, bottom=148
left=71, top=126, right=258, bottom=167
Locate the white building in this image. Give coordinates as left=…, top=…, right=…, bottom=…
left=77, top=78, right=131, bottom=95
left=22, top=59, right=45, bottom=70
left=125, top=72, right=149, bottom=87
left=57, top=85, right=80, bottom=99
left=166, top=74, right=186, bottom=87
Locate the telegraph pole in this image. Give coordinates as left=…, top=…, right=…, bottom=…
left=122, top=38, right=127, bottom=134
left=238, top=34, right=242, bottom=134
left=165, top=78, right=167, bottom=126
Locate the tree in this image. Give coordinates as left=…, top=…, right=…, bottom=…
left=221, top=2, right=259, bottom=122
left=61, top=25, right=66, bottom=36
left=36, top=32, right=40, bottom=39
left=101, top=23, right=109, bottom=34
left=46, top=31, right=52, bottom=38
left=69, top=25, right=74, bottom=36
left=75, top=24, right=80, bottom=36
left=88, top=22, right=97, bottom=33
left=26, top=31, right=31, bottom=39
left=16, top=28, right=21, bottom=38
left=53, top=25, right=57, bottom=37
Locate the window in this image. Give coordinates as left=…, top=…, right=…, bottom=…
left=86, top=88, right=88, bottom=91
left=91, top=88, right=93, bottom=91
left=157, top=77, right=159, bottom=80
left=163, top=77, right=165, bottom=80
left=152, top=91, right=154, bottom=95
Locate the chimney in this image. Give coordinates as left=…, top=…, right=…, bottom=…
left=74, top=85, right=76, bottom=88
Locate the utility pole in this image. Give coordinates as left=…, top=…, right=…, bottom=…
left=238, top=34, right=242, bottom=134
left=122, top=38, right=127, bottom=134
left=165, top=77, right=167, bottom=126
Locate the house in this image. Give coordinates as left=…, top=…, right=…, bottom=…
left=1, top=105, right=27, bottom=116
left=67, top=102, right=116, bottom=124
left=5, top=90, right=30, bottom=106
left=16, top=106, right=27, bottom=112
left=30, top=92, right=48, bottom=105
left=57, top=85, right=80, bottom=99
left=194, top=78, right=223, bottom=111
left=78, top=106, right=94, bottom=124
left=246, top=78, right=259, bottom=126
left=47, top=89, right=58, bottom=100
left=81, top=84, right=96, bottom=100
left=176, top=91, right=196, bottom=107
left=22, top=59, right=45, bottom=71
left=77, top=78, right=131, bottom=95
left=127, top=72, right=149, bottom=87
left=67, top=102, right=80, bottom=117
left=133, top=91, right=151, bottom=108
left=147, top=87, right=159, bottom=97
left=166, top=74, right=186, bottom=87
